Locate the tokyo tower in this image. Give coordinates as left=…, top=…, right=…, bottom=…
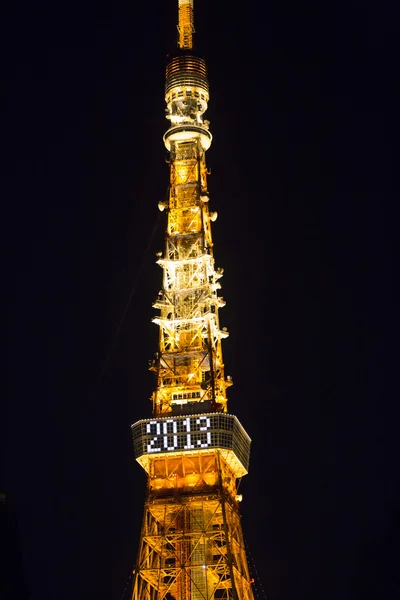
left=130, top=3, right=254, bottom=600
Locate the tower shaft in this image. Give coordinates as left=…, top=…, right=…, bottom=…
left=131, top=449, right=253, bottom=600
left=131, top=4, right=254, bottom=600
left=152, top=50, right=230, bottom=417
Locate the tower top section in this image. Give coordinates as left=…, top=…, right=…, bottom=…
left=177, top=0, right=195, bottom=50
left=164, top=1, right=210, bottom=152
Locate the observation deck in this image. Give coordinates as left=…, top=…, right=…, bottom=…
left=132, top=413, right=251, bottom=477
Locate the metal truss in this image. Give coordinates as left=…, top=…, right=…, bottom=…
left=151, top=137, right=231, bottom=415
left=132, top=452, right=254, bottom=600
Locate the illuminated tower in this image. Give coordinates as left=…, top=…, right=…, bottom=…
left=131, top=3, right=254, bottom=600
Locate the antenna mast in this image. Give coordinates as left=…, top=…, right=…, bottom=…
left=177, top=0, right=195, bottom=49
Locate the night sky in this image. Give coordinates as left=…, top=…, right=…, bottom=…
left=3, top=1, right=397, bottom=599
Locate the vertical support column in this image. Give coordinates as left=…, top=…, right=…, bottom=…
left=190, top=505, right=206, bottom=600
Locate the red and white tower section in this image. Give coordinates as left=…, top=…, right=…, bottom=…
left=131, top=3, right=254, bottom=600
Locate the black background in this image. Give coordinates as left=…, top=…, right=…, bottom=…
left=3, top=1, right=397, bottom=599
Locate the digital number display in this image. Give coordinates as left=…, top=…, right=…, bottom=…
left=132, top=413, right=251, bottom=474
left=145, top=416, right=212, bottom=453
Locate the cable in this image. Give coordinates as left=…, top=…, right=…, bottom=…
left=244, top=536, right=268, bottom=600
left=91, top=208, right=163, bottom=393
left=118, top=571, right=133, bottom=600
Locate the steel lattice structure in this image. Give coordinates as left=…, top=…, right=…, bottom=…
left=131, top=4, right=255, bottom=600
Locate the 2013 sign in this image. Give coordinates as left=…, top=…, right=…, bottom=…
left=145, top=416, right=212, bottom=453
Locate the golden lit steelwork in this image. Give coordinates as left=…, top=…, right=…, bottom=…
left=131, top=3, right=254, bottom=600
left=177, top=0, right=195, bottom=50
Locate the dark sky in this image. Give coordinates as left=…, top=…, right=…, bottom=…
left=3, top=1, right=397, bottom=599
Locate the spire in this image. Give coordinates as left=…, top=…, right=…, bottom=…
left=177, top=0, right=195, bottom=50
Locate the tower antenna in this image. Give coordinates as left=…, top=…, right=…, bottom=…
left=177, top=0, right=195, bottom=49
